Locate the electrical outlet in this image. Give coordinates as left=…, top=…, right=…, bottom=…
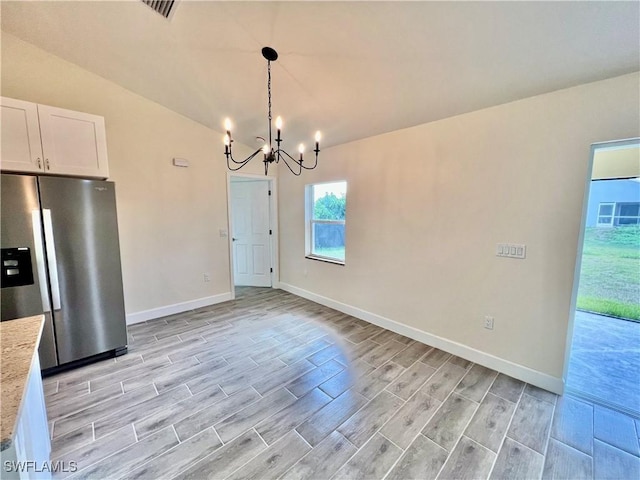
left=203, top=273, right=211, bottom=282
left=484, top=315, right=494, bottom=330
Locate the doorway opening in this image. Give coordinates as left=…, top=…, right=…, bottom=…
left=566, top=138, right=640, bottom=418
left=227, top=173, right=278, bottom=295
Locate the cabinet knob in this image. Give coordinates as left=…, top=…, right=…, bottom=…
left=45, top=159, right=50, bottom=170
left=37, top=158, right=42, bottom=169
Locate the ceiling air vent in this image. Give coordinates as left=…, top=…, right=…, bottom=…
left=141, top=0, right=177, bottom=19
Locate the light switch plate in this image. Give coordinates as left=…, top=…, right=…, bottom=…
left=497, top=243, right=526, bottom=259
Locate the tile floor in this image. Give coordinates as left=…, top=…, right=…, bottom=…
left=43, top=288, right=640, bottom=479
left=566, top=310, right=640, bottom=417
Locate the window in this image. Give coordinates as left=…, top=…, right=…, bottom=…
left=597, top=202, right=640, bottom=226
left=306, top=181, right=347, bottom=263
left=615, top=202, right=640, bottom=225
left=597, top=203, right=614, bottom=226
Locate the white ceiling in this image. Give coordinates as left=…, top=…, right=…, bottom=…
left=1, top=1, right=638, bottom=150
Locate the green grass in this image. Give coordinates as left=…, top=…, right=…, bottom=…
left=313, top=247, right=345, bottom=261
left=577, top=226, right=640, bottom=320
left=576, top=297, right=640, bottom=321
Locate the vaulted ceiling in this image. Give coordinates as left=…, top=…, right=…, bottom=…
left=2, top=1, right=638, bottom=149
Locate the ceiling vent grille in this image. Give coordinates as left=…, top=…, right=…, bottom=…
left=142, top=0, right=177, bottom=19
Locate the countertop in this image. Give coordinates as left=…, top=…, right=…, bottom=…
left=0, top=315, right=44, bottom=451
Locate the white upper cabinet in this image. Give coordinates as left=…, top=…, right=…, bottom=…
left=1, top=97, right=44, bottom=173
left=1, top=97, right=109, bottom=179
left=37, top=104, right=109, bottom=178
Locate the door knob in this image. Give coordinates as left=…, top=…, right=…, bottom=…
left=232, top=237, right=238, bottom=242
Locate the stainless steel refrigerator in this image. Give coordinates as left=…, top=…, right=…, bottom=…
left=1, top=174, right=127, bottom=370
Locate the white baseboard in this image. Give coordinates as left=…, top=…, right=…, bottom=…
left=279, top=282, right=564, bottom=395
left=126, top=292, right=233, bottom=325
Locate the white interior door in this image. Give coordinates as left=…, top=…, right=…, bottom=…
left=231, top=180, right=272, bottom=287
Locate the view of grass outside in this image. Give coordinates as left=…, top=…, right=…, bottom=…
left=310, top=181, right=346, bottom=262
left=577, top=226, right=640, bottom=321
left=314, top=247, right=345, bottom=261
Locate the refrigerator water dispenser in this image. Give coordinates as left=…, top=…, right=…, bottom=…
left=1, top=247, right=34, bottom=288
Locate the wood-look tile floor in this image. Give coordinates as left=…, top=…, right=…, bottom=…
left=44, top=287, right=640, bottom=479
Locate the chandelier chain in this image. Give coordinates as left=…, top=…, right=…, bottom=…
left=267, top=60, right=272, bottom=147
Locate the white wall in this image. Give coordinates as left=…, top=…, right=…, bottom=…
left=278, top=72, right=640, bottom=391
left=4, top=32, right=638, bottom=390
left=1, top=33, right=264, bottom=322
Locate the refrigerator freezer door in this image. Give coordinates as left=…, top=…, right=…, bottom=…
left=38, top=176, right=127, bottom=364
left=0, top=174, right=58, bottom=368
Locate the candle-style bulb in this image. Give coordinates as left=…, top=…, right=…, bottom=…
left=315, top=131, right=321, bottom=143
left=298, top=143, right=305, bottom=154
left=275, top=116, right=283, bottom=129
left=224, top=134, right=230, bottom=146
left=224, top=118, right=232, bottom=132
left=263, top=144, right=270, bottom=154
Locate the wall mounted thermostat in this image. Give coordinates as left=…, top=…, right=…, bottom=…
left=172, top=158, right=190, bottom=168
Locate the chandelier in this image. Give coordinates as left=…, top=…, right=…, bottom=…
left=223, top=47, right=321, bottom=176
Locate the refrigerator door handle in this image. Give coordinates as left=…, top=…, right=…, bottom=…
left=31, top=210, right=51, bottom=313
left=42, top=209, right=62, bottom=311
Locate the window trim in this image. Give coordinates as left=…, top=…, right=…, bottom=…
left=597, top=202, right=615, bottom=226
left=304, top=253, right=346, bottom=265
left=614, top=202, right=640, bottom=225
left=305, top=181, right=347, bottom=265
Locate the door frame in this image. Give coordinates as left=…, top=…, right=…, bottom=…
left=226, top=171, right=279, bottom=299
left=562, top=137, right=640, bottom=386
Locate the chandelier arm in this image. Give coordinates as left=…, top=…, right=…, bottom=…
left=227, top=148, right=263, bottom=165
left=226, top=148, right=264, bottom=170
left=276, top=148, right=301, bottom=165
left=226, top=157, right=254, bottom=171
left=226, top=158, right=252, bottom=171
left=275, top=150, right=303, bottom=176
left=225, top=145, right=243, bottom=165
left=277, top=148, right=319, bottom=171
left=299, top=151, right=319, bottom=170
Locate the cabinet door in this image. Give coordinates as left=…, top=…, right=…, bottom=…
left=0, top=97, right=44, bottom=173
left=38, top=104, right=109, bottom=178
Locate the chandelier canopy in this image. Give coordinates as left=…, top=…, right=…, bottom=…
left=223, top=47, right=321, bottom=176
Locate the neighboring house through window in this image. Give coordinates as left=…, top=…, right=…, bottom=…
left=305, top=181, right=347, bottom=263
left=597, top=202, right=640, bottom=227
left=586, top=178, right=639, bottom=228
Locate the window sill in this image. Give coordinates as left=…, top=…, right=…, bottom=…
left=305, top=255, right=345, bottom=266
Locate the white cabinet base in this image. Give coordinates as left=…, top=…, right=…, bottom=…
left=0, top=355, right=52, bottom=480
